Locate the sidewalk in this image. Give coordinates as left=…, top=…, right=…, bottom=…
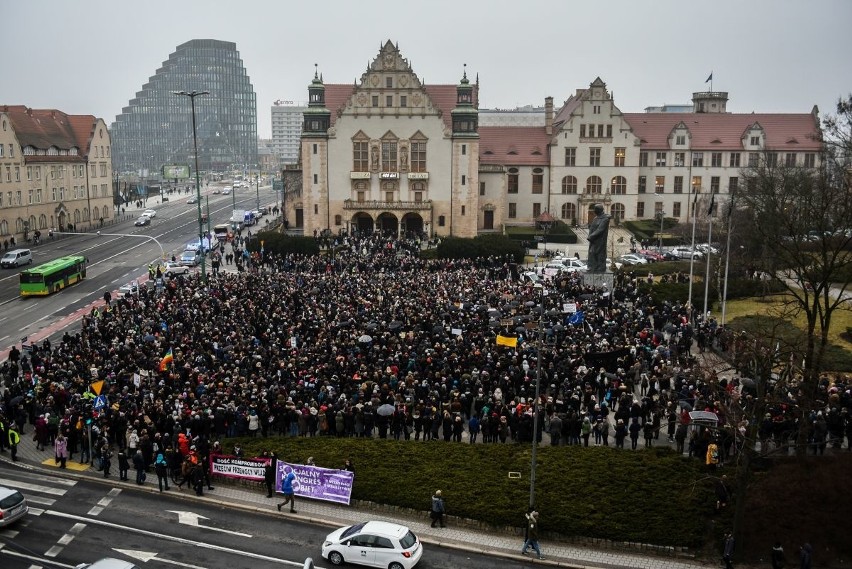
left=2, top=432, right=712, bottom=569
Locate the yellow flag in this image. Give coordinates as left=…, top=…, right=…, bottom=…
left=496, top=335, right=518, bottom=348
left=91, top=380, right=104, bottom=396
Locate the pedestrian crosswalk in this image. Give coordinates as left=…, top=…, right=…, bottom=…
left=0, top=470, right=77, bottom=538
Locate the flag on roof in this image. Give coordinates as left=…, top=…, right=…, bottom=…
left=705, top=72, right=713, bottom=83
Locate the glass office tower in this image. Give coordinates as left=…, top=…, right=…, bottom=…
left=111, top=39, right=257, bottom=176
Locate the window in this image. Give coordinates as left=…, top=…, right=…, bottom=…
left=100, top=183, right=107, bottom=197
left=730, top=152, right=741, bottom=167
left=508, top=203, right=517, bottom=218
left=597, top=124, right=605, bottom=138
left=589, top=148, right=600, bottom=166
left=386, top=95, right=393, bottom=107
left=561, top=175, right=577, bottom=194
left=9, top=144, right=13, bottom=157
left=586, top=175, right=601, bottom=194
left=479, top=182, right=485, bottom=196
left=561, top=202, right=577, bottom=221
left=748, top=153, right=760, bottom=167
left=673, top=202, right=681, bottom=217
left=372, top=95, right=379, bottom=107
left=593, top=105, right=601, bottom=114
left=52, top=188, right=57, bottom=201
left=676, top=135, right=686, bottom=146
left=692, top=152, right=704, bottom=167
left=415, top=191, right=423, bottom=202
left=785, top=153, right=797, bottom=167
left=711, top=176, right=720, bottom=193
left=462, top=144, right=466, bottom=155
left=766, top=152, right=778, bottom=167
left=357, top=191, right=365, bottom=203
left=28, top=190, right=33, bottom=204
left=638, top=176, right=646, bottom=194
left=381, top=141, right=398, bottom=171
left=729, top=177, right=738, bottom=194
left=606, top=124, right=612, bottom=138
left=564, top=147, right=576, bottom=166
left=636, top=202, right=645, bottom=217
left=14, top=167, right=20, bottom=182
left=673, top=176, right=683, bottom=193
left=314, top=204, right=318, bottom=215
left=655, top=176, right=665, bottom=193
left=313, top=143, right=317, bottom=154
left=400, top=95, right=407, bottom=107
left=507, top=169, right=518, bottom=194
left=313, top=174, right=318, bottom=184
left=438, top=215, right=446, bottom=226
left=750, top=135, right=760, bottom=146
left=5, top=167, right=10, bottom=182
left=100, top=163, right=107, bottom=177
left=353, top=141, right=369, bottom=171
left=461, top=175, right=466, bottom=186
left=580, top=125, right=586, bottom=138
left=614, top=147, right=625, bottom=167
left=611, top=176, right=626, bottom=194
left=0, top=144, right=3, bottom=157
left=639, top=152, right=648, bottom=167
left=711, top=152, right=722, bottom=167
left=26, top=166, right=32, bottom=181
left=410, top=142, right=427, bottom=172
left=90, top=164, right=96, bottom=177
left=36, top=189, right=42, bottom=203
left=655, top=152, right=667, bottom=167
left=386, top=76, right=393, bottom=88
left=654, top=201, right=664, bottom=216
left=386, top=191, right=394, bottom=202
left=532, top=203, right=541, bottom=218
left=15, top=191, right=22, bottom=205
left=691, top=176, right=702, bottom=193
left=334, top=214, right=342, bottom=226
left=804, top=153, right=816, bottom=168
left=35, top=166, right=40, bottom=180
left=461, top=205, right=466, bottom=216
left=674, top=152, right=685, bottom=167
left=531, top=170, right=543, bottom=194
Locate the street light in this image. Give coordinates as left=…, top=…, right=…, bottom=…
left=173, top=90, right=209, bottom=283
left=656, top=210, right=666, bottom=252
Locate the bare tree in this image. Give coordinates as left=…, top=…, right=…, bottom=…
left=735, top=96, right=852, bottom=456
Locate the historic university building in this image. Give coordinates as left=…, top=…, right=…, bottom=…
left=291, top=41, right=822, bottom=238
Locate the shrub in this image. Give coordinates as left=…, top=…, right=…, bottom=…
left=436, top=235, right=524, bottom=262
left=246, top=232, right=320, bottom=256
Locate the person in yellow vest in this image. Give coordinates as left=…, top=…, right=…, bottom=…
left=8, top=423, right=21, bottom=462
left=706, top=438, right=720, bottom=471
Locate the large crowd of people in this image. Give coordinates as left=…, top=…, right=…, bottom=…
left=1, top=234, right=849, bottom=477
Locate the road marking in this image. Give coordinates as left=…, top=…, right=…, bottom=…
left=168, top=510, right=252, bottom=537
left=29, top=507, right=45, bottom=516
left=45, top=522, right=86, bottom=557
left=0, top=545, right=76, bottom=569
left=45, top=510, right=306, bottom=566
left=114, top=549, right=209, bottom=569
left=0, top=478, right=68, bottom=496
left=25, top=496, right=56, bottom=506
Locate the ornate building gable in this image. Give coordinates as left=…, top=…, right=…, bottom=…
left=742, top=122, right=766, bottom=149
left=337, top=40, right=446, bottom=127
left=666, top=121, right=692, bottom=148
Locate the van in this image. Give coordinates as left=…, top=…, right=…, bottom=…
left=1, top=249, right=33, bottom=268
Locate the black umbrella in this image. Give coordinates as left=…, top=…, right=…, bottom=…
left=524, top=301, right=536, bottom=308
left=678, top=400, right=693, bottom=411
left=432, top=325, right=445, bottom=334
left=515, top=326, right=526, bottom=334
left=553, top=324, right=565, bottom=332
left=389, top=321, right=403, bottom=331
left=488, top=319, right=501, bottom=328
left=366, top=322, right=378, bottom=331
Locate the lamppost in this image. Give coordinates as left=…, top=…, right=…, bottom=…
left=656, top=210, right=666, bottom=252
left=256, top=172, right=260, bottom=212
left=173, top=90, right=209, bottom=283
left=529, top=214, right=552, bottom=510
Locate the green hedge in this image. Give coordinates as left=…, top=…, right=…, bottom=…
left=623, top=218, right=679, bottom=242
left=505, top=222, right=578, bottom=245
left=237, top=437, right=711, bottom=547
left=436, top=235, right=525, bottom=262
left=247, top=231, right=320, bottom=256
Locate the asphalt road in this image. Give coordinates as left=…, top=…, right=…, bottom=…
left=0, top=182, right=277, bottom=352
left=0, top=467, right=535, bottom=569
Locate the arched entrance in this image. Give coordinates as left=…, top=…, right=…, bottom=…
left=376, top=212, right=399, bottom=236
left=587, top=204, right=597, bottom=225
left=351, top=212, right=374, bottom=236
left=400, top=212, right=424, bottom=237
left=57, top=211, right=67, bottom=231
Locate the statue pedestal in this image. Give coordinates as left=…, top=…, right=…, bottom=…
left=582, top=272, right=614, bottom=290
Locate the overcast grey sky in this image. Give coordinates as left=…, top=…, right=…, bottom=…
left=4, top=0, right=850, bottom=139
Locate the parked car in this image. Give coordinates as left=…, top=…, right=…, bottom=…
left=118, top=280, right=140, bottom=296
left=551, top=257, right=589, bottom=272
left=163, top=261, right=190, bottom=277
left=212, top=188, right=221, bottom=194
left=672, top=246, right=704, bottom=260
left=187, top=196, right=198, bottom=204
left=322, top=521, right=422, bottom=569
left=180, top=250, right=200, bottom=267
left=695, top=243, right=720, bottom=255
left=0, top=485, right=28, bottom=527
left=75, top=559, right=140, bottom=569
left=662, top=250, right=681, bottom=261
left=1, top=248, right=33, bottom=268
left=520, top=271, right=541, bottom=285
left=618, top=253, right=648, bottom=266
left=636, top=249, right=665, bottom=262
left=134, top=216, right=151, bottom=226
left=142, top=209, right=157, bottom=219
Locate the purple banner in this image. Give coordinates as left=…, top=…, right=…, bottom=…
left=210, top=455, right=268, bottom=481
left=276, top=461, right=355, bottom=505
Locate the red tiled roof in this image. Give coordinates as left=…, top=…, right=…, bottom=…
left=323, top=83, right=479, bottom=129
left=552, top=94, right=583, bottom=130
left=2, top=105, right=97, bottom=157
left=479, top=126, right=550, bottom=166
left=623, top=112, right=821, bottom=151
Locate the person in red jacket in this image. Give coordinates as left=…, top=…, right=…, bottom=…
left=177, top=432, right=190, bottom=456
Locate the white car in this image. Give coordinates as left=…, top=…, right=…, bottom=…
left=163, top=261, right=190, bottom=277
left=618, top=253, right=648, bottom=265
left=322, top=521, right=422, bottom=569
left=0, top=485, right=28, bottom=527
left=118, top=280, right=140, bottom=296
left=672, top=247, right=704, bottom=260
left=180, top=250, right=200, bottom=267
left=142, top=209, right=157, bottom=219
left=75, top=559, right=140, bottom=569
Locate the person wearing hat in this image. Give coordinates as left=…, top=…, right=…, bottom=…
left=520, top=510, right=544, bottom=560
left=430, top=490, right=446, bottom=528
left=7, top=422, right=21, bottom=462
left=721, top=529, right=735, bottom=569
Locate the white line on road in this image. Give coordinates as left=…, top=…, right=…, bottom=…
left=0, top=546, right=76, bottom=569
left=45, top=510, right=310, bottom=566
left=0, top=478, right=68, bottom=496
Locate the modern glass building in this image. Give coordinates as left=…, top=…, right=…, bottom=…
left=111, top=39, right=257, bottom=176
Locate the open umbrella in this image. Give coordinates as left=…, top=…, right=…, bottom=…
left=389, top=320, right=403, bottom=331
left=488, top=319, right=501, bottom=328
left=377, top=403, right=395, bottom=416
left=488, top=308, right=501, bottom=317
left=366, top=322, right=378, bottom=331
left=358, top=334, right=373, bottom=343
left=678, top=400, right=693, bottom=411
left=524, top=301, right=536, bottom=308
left=552, top=324, right=565, bottom=332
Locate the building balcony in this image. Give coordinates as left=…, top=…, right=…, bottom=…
left=343, top=199, right=433, bottom=211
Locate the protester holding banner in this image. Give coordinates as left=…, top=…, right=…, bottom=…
left=277, top=465, right=297, bottom=513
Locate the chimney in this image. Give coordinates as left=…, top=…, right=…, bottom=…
left=545, top=96, right=554, bottom=136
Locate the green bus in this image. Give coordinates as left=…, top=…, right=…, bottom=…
left=19, top=255, right=88, bottom=297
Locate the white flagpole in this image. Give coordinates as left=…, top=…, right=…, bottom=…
left=687, top=188, right=699, bottom=312
left=702, top=213, right=713, bottom=318
left=720, top=188, right=735, bottom=326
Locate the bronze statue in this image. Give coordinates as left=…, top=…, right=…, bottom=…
left=586, top=203, right=610, bottom=273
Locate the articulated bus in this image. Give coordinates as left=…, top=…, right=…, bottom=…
left=19, top=255, right=88, bottom=297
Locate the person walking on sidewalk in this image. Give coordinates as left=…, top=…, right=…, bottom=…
left=117, top=449, right=130, bottom=481
left=430, top=490, right=446, bottom=528
left=722, top=529, right=735, bottom=569
left=154, top=451, right=170, bottom=492
left=276, top=465, right=297, bottom=513
left=771, top=541, right=787, bottom=569
left=54, top=433, right=68, bottom=468
left=520, top=510, right=545, bottom=560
